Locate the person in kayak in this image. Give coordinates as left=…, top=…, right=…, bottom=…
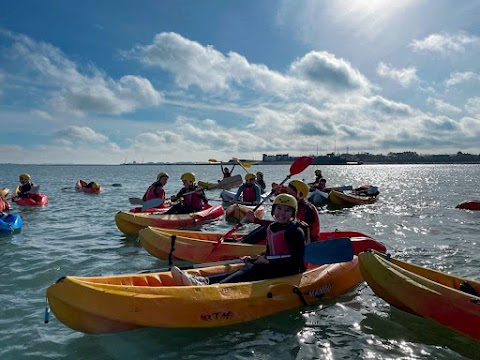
left=0, top=187, right=10, bottom=212
left=16, top=174, right=36, bottom=198
left=143, top=172, right=169, bottom=202
left=221, top=163, right=236, bottom=178
left=308, top=169, right=326, bottom=190
left=165, top=172, right=208, bottom=214
left=255, top=171, right=266, bottom=194
left=232, top=173, right=261, bottom=204
left=171, top=194, right=306, bottom=286
left=84, top=181, right=100, bottom=189
left=242, top=180, right=319, bottom=243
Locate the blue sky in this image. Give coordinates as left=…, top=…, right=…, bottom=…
left=1, top=0, right=480, bottom=164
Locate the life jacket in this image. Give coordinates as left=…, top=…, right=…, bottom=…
left=267, top=225, right=291, bottom=256
left=0, top=197, right=10, bottom=212
left=183, top=185, right=203, bottom=210
left=242, top=184, right=257, bottom=203
left=297, top=200, right=319, bottom=242
left=143, top=182, right=165, bottom=201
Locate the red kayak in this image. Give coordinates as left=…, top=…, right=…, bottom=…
left=13, top=193, right=49, bottom=206
left=75, top=180, right=103, bottom=194
left=456, top=200, right=480, bottom=211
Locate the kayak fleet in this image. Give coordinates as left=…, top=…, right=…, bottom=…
left=4, top=160, right=473, bottom=344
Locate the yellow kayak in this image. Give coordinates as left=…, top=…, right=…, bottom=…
left=359, top=250, right=480, bottom=341
left=225, top=203, right=265, bottom=222
left=329, top=190, right=377, bottom=207
left=46, top=258, right=362, bottom=333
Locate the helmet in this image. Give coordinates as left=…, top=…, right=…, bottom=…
left=157, top=172, right=169, bottom=181
left=245, top=173, right=256, bottom=181
left=256, top=171, right=264, bottom=177
left=91, top=182, right=100, bottom=190
left=314, top=169, right=322, bottom=176
left=288, top=180, right=309, bottom=200
left=272, top=194, right=298, bottom=216
left=181, top=172, right=196, bottom=182
left=0, top=187, right=9, bottom=199
left=19, top=173, right=31, bottom=182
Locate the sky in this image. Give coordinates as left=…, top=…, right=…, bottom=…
left=1, top=0, right=480, bottom=164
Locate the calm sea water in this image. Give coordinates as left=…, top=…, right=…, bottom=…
left=0, top=163, right=479, bottom=360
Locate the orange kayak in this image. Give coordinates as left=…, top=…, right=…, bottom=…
left=139, top=227, right=387, bottom=263
left=115, top=204, right=225, bottom=235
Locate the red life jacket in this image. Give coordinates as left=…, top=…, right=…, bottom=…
left=297, top=200, right=320, bottom=241
left=0, top=197, right=10, bottom=211
left=143, top=182, right=165, bottom=201
left=242, top=185, right=257, bottom=202
left=267, top=226, right=291, bottom=256
left=183, top=186, right=203, bottom=209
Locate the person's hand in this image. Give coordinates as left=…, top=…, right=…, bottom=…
left=241, top=256, right=255, bottom=263
left=254, top=255, right=269, bottom=264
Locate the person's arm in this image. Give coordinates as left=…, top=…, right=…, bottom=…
left=254, top=185, right=261, bottom=203
left=234, top=185, right=244, bottom=201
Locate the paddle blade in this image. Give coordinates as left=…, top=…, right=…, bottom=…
left=304, top=238, right=354, bottom=264
left=141, top=198, right=164, bottom=211
left=208, top=159, right=221, bottom=163
left=290, top=156, right=314, bottom=176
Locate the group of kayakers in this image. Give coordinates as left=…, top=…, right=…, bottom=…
left=137, top=164, right=325, bottom=286
left=0, top=173, right=38, bottom=212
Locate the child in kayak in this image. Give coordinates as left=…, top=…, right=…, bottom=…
left=221, top=163, right=236, bottom=179
left=16, top=174, right=36, bottom=198
left=0, top=187, right=10, bottom=212
left=242, top=180, right=319, bottom=243
left=165, top=172, right=208, bottom=214
left=233, top=173, right=261, bottom=205
left=172, top=194, right=306, bottom=286
left=143, top=172, right=169, bottom=202
left=255, top=171, right=266, bottom=194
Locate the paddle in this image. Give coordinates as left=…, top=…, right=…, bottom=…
left=232, top=157, right=251, bottom=173
left=140, top=238, right=354, bottom=274
left=217, top=156, right=314, bottom=244
left=141, top=198, right=164, bottom=211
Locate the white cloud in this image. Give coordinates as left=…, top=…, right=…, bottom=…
left=410, top=32, right=480, bottom=55
left=124, top=33, right=372, bottom=100
left=54, top=126, right=109, bottom=144
left=445, top=71, right=480, bottom=87
left=465, top=97, right=480, bottom=117
left=289, top=51, right=372, bottom=93
left=427, top=97, right=462, bottom=113
left=4, top=31, right=163, bottom=115
left=377, top=62, right=418, bottom=87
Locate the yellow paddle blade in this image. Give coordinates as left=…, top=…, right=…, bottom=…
left=241, top=162, right=251, bottom=168
left=208, top=159, right=221, bottom=163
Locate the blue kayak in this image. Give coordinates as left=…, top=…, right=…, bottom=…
left=0, top=213, right=23, bottom=235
